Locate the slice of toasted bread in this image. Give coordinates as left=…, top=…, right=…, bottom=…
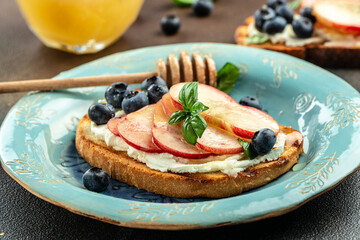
left=76, top=115, right=303, bottom=198
left=234, top=17, right=360, bottom=68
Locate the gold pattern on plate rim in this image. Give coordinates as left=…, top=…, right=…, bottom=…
left=323, top=92, right=360, bottom=133
left=15, top=93, right=55, bottom=129
left=118, top=202, right=215, bottom=222
left=5, top=152, right=64, bottom=184
left=286, top=153, right=339, bottom=194
left=10, top=94, right=64, bottom=183
left=261, top=56, right=299, bottom=88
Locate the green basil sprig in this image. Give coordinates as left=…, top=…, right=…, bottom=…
left=238, top=139, right=258, bottom=160
left=168, top=82, right=209, bottom=145
left=172, top=0, right=213, bottom=7
left=245, top=33, right=270, bottom=45
left=171, top=0, right=195, bottom=6
left=216, top=63, right=240, bottom=94
left=288, top=0, right=301, bottom=11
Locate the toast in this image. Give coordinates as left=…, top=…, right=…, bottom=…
left=76, top=114, right=303, bottom=198
left=235, top=16, right=360, bottom=68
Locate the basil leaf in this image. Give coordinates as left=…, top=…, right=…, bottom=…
left=238, top=139, right=258, bottom=160
left=189, top=115, right=207, bottom=138
left=182, top=115, right=207, bottom=145
left=182, top=118, right=198, bottom=145
left=172, top=0, right=213, bottom=7
left=216, top=63, right=240, bottom=94
left=245, top=33, right=269, bottom=45
left=288, top=0, right=301, bottom=11
left=176, top=82, right=209, bottom=145
left=179, top=82, right=198, bottom=110
left=168, top=110, right=187, bottom=125
left=171, top=0, right=195, bottom=6
left=190, top=101, right=209, bottom=115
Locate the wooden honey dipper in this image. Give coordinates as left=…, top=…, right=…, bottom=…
left=0, top=52, right=217, bottom=93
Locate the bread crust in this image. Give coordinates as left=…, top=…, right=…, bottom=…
left=234, top=17, right=360, bottom=68
left=76, top=115, right=303, bottom=198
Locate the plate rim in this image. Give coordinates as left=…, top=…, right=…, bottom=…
left=2, top=163, right=359, bottom=230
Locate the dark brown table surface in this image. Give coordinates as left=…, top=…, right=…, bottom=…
left=1, top=0, right=359, bottom=239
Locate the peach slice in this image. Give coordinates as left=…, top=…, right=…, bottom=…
left=300, top=0, right=316, bottom=8
left=161, top=93, right=180, bottom=117
left=107, top=117, right=124, bottom=136
left=313, top=0, right=360, bottom=35
left=152, top=101, right=212, bottom=159
left=169, top=83, right=280, bottom=139
left=196, top=127, right=243, bottom=154
left=161, top=93, right=243, bottom=154
left=117, top=105, right=162, bottom=153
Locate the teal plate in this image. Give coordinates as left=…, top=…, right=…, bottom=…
left=1, top=43, right=360, bottom=230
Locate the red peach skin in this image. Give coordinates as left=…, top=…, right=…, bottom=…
left=313, top=0, right=360, bottom=35
left=107, top=117, right=124, bottom=136
left=161, top=93, right=243, bottom=154
left=169, top=83, right=280, bottom=139
left=152, top=101, right=212, bottom=159
left=117, top=105, right=162, bottom=153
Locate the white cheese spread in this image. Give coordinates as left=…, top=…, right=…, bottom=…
left=128, top=133, right=285, bottom=177
left=248, top=22, right=325, bottom=47
left=247, top=16, right=360, bottom=47
left=90, top=118, right=287, bottom=177
left=90, top=110, right=128, bottom=151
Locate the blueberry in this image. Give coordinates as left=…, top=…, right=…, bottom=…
left=263, top=16, right=287, bottom=35
left=254, top=7, right=276, bottom=31
left=192, top=0, right=213, bottom=17
left=250, top=129, right=277, bottom=155
left=141, top=76, right=167, bottom=91
left=105, top=82, right=133, bottom=108
left=148, top=84, right=169, bottom=104
left=88, top=103, right=115, bottom=125
left=266, top=0, right=286, bottom=9
left=82, top=167, right=110, bottom=192
left=161, top=15, right=181, bottom=35
left=300, top=7, right=316, bottom=23
left=239, top=96, right=263, bottom=110
left=292, top=17, right=314, bottom=38
left=275, top=5, right=294, bottom=23
left=121, top=91, right=149, bottom=114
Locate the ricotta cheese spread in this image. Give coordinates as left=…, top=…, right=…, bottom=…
left=90, top=118, right=287, bottom=177
left=248, top=22, right=325, bottom=47
left=90, top=110, right=128, bottom=151
left=247, top=17, right=360, bottom=47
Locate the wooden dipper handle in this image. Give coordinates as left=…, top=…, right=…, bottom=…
left=0, top=51, right=217, bottom=94
left=0, top=72, right=156, bottom=93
